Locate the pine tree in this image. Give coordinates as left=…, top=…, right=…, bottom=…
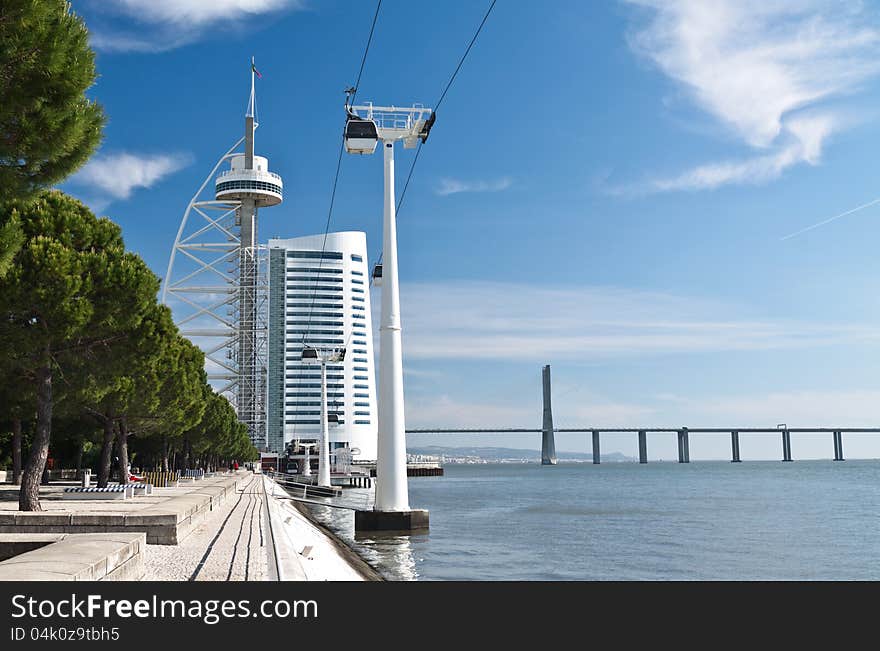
left=0, top=191, right=159, bottom=510
left=0, top=0, right=105, bottom=198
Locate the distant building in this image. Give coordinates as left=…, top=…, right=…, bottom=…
left=266, top=232, right=378, bottom=461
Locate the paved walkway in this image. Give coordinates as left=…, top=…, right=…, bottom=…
left=143, top=475, right=268, bottom=581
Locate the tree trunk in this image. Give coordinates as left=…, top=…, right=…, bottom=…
left=19, top=361, right=51, bottom=511
left=161, top=436, right=169, bottom=473
left=11, top=417, right=22, bottom=485
left=75, top=438, right=83, bottom=473
left=115, top=419, right=129, bottom=486
left=97, top=417, right=114, bottom=488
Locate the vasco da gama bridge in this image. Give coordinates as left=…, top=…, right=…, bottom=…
left=406, top=365, right=880, bottom=464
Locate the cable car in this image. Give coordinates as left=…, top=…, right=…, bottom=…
left=327, top=413, right=340, bottom=425
left=344, top=108, right=378, bottom=155
left=301, top=346, right=318, bottom=360
left=372, top=263, right=383, bottom=287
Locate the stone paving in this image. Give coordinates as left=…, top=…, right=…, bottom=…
left=143, top=475, right=267, bottom=581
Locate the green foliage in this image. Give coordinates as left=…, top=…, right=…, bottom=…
left=0, top=219, right=24, bottom=278
left=0, top=0, right=105, bottom=198
left=0, top=190, right=258, bottom=478
left=0, top=191, right=159, bottom=377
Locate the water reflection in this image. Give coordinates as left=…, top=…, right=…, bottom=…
left=297, top=486, right=422, bottom=581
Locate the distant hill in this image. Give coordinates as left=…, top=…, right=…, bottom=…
left=408, top=445, right=634, bottom=463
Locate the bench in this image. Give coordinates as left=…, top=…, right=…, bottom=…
left=62, top=486, right=127, bottom=500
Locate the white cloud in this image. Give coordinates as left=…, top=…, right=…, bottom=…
left=435, top=177, right=512, bottom=196
left=71, top=152, right=192, bottom=200
left=86, top=0, right=302, bottom=52
left=396, top=281, right=880, bottom=361
left=624, top=0, right=880, bottom=191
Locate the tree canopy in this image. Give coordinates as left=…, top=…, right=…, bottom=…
left=0, top=0, right=105, bottom=199
left=0, top=192, right=258, bottom=507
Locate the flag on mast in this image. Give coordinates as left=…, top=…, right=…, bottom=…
left=251, top=57, right=262, bottom=79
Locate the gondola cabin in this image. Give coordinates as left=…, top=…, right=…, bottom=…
left=344, top=115, right=379, bottom=155
left=372, top=263, right=383, bottom=287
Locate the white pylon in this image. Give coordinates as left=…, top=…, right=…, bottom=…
left=302, top=346, right=345, bottom=488
left=344, top=103, right=434, bottom=512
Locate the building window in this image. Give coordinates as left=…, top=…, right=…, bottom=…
left=353, top=339, right=367, bottom=345
left=351, top=254, right=363, bottom=262
left=354, top=401, right=370, bottom=407
left=352, top=279, right=364, bottom=285
left=287, top=321, right=343, bottom=326
left=354, top=358, right=368, bottom=363
left=354, top=384, right=369, bottom=389
left=352, top=288, right=364, bottom=293
left=287, top=267, right=342, bottom=274
left=354, top=393, right=369, bottom=398
left=354, top=366, right=368, bottom=371
left=287, top=293, right=342, bottom=300
left=288, top=303, right=342, bottom=310
left=352, top=270, right=363, bottom=276
left=352, top=314, right=365, bottom=320
left=287, top=251, right=343, bottom=260
left=354, top=420, right=371, bottom=425
left=354, top=375, right=369, bottom=380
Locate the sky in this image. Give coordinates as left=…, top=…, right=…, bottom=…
left=61, top=0, right=880, bottom=460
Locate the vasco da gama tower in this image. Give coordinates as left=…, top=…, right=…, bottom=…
left=266, top=232, right=378, bottom=461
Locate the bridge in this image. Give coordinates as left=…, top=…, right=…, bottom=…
left=404, top=366, right=877, bottom=464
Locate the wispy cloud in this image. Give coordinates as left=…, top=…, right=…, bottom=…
left=622, top=0, right=880, bottom=191
left=84, top=0, right=303, bottom=52
left=397, top=281, right=880, bottom=361
left=435, top=177, right=512, bottom=196
left=69, top=152, right=192, bottom=204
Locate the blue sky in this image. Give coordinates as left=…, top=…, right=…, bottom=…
left=62, top=0, right=880, bottom=460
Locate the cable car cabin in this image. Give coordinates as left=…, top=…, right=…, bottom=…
left=344, top=114, right=379, bottom=155
left=372, top=263, right=383, bottom=287
left=301, top=347, right=318, bottom=360
left=327, top=413, right=340, bottom=425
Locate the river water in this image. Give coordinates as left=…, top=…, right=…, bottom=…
left=300, top=460, right=880, bottom=580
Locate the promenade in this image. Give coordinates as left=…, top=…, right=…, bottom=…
left=0, top=472, right=380, bottom=581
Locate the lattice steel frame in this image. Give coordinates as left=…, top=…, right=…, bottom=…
left=162, top=137, right=269, bottom=448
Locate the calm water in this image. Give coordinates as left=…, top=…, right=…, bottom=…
left=302, top=460, right=880, bottom=580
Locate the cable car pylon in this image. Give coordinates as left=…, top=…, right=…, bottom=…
left=345, top=97, right=433, bottom=532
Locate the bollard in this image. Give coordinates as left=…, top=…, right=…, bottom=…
left=81, top=470, right=91, bottom=488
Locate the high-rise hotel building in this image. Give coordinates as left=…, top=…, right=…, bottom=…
left=266, top=232, right=378, bottom=461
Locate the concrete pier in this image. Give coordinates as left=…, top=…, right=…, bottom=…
left=541, top=365, right=557, bottom=465
left=677, top=429, right=690, bottom=463
left=638, top=430, right=647, bottom=464
left=833, top=431, right=845, bottom=461
left=782, top=429, right=793, bottom=462
left=592, top=430, right=600, bottom=464
left=731, top=431, right=741, bottom=462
